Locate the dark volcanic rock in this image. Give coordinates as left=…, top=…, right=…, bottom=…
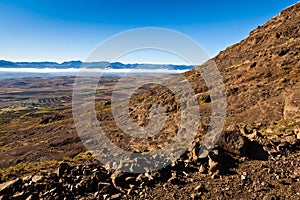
left=0, top=178, right=22, bottom=196
left=217, top=131, right=250, bottom=156
left=57, top=162, right=70, bottom=178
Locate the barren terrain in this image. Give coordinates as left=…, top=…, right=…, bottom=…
left=0, top=2, right=300, bottom=200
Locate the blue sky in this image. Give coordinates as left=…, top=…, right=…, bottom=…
left=0, top=0, right=298, bottom=64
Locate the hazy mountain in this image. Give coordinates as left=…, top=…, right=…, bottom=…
left=0, top=60, right=194, bottom=70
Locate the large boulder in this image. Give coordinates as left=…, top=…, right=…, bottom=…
left=217, top=131, right=250, bottom=156
left=0, top=178, right=22, bottom=196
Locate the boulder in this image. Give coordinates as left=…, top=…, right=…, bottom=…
left=217, top=131, right=250, bottom=156
left=0, top=178, right=22, bottom=196
left=56, top=162, right=70, bottom=178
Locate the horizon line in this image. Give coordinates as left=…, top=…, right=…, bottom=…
left=0, top=59, right=199, bottom=66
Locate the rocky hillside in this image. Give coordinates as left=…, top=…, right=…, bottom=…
left=185, top=2, right=300, bottom=131
left=0, top=2, right=300, bottom=200
left=126, top=2, right=300, bottom=154
left=212, top=2, right=300, bottom=130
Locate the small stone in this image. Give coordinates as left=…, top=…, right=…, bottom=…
left=83, top=169, right=91, bottom=176
left=144, top=172, right=153, bottom=181
left=294, top=167, right=300, bottom=176
left=296, top=131, right=300, bottom=140
left=98, top=182, right=110, bottom=190
left=262, top=194, right=277, bottom=200
left=285, top=135, right=297, bottom=145
left=208, top=151, right=219, bottom=174
left=211, top=173, right=219, bottom=179
left=241, top=175, right=246, bottom=181
left=199, top=165, right=207, bottom=174
left=25, top=193, right=39, bottom=200
left=22, top=176, right=32, bottom=183
left=267, top=168, right=274, bottom=174
left=93, top=191, right=99, bottom=198
left=41, top=188, right=57, bottom=198
left=71, top=184, right=78, bottom=194
left=13, top=191, right=26, bottom=199
left=168, top=172, right=181, bottom=184
left=247, top=130, right=262, bottom=140
left=110, top=193, right=122, bottom=199
left=188, top=178, right=194, bottom=183
left=268, top=149, right=278, bottom=156
left=31, top=175, right=44, bottom=183
left=57, top=162, right=70, bottom=178
left=208, top=161, right=218, bottom=174
left=49, top=173, right=60, bottom=182
left=276, top=142, right=289, bottom=151
left=194, top=183, right=205, bottom=192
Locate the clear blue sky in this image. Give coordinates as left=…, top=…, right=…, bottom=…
left=0, top=0, right=298, bottom=63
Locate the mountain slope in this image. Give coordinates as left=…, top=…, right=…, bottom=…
left=128, top=2, right=300, bottom=143
left=188, top=2, right=300, bottom=132
left=119, top=2, right=300, bottom=154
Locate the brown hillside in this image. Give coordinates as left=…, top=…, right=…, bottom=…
left=126, top=2, right=300, bottom=153
left=0, top=2, right=300, bottom=200
left=186, top=2, right=300, bottom=131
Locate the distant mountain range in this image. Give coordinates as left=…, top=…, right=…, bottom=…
left=0, top=60, right=194, bottom=70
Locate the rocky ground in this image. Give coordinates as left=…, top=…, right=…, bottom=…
left=0, top=128, right=300, bottom=199
left=0, top=2, right=300, bottom=200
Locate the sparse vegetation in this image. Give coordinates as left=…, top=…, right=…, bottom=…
left=0, top=110, right=30, bottom=125
left=71, top=151, right=94, bottom=162
left=0, top=160, right=59, bottom=181
left=279, top=78, right=287, bottom=83
left=280, top=65, right=290, bottom=70
left=137, top=95, right=145, bottom=102
left=34, top=109, right=54, bottom=115
left=264, top=119, right=299, bottom=134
